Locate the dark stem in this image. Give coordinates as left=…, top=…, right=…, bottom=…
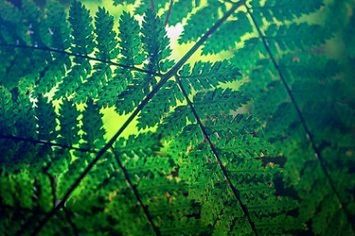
left=0, top=134, right=97, bottom=153
left=164, top=0, right=174, bottom=26
left=111, top=148, right=160, bottom=236
left=63, top=207, right=79, bottom=236
left=24, top=2, right=245, bottom=235
left=44, top=171, right=57, bottom=210
left=0, top=43, right=160, bottom=76
left=1, top=203, right=43, bottom=214
left=244, top=3, right=354, bottom=229
left=150, top=0, right=156, bottom=12
left=176, top=77, right=258, bottom=236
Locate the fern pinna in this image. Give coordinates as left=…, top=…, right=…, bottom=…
left=0, top=0, right=354, bottom=235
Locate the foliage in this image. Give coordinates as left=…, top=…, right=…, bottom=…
left=0, top=0, right=354, bottom=235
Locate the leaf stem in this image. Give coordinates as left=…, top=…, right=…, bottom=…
left=0, top=134, right=96, bottom=153
left=150, top=0, right=156, bottom=12
left=111, top=148, right=161, bottom=236
left=244, top=3, right=354, bottom=229
left=0, top=43, right=161, bottom=76
left=164, top=0, right=174, bottom=26
left=63, top=207, right=79, bottom=236
left=176, top=77, right=258, bottom=236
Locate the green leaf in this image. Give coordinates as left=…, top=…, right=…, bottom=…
left=0, top=0, right=354, bottom=235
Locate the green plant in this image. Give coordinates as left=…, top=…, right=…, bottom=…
left=0, top=0, right=354, bottom=235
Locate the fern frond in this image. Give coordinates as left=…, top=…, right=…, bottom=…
left=0, top=0, right=353, bottom=235
left=58, top=99, right=80, bottom=146
left=36, top=95, right=57, bottom=141
left=81, top=99, right=105, bottom=148
left=178, top=61, right=241, bottom=92
left=249, top=0, right=323, bottom=21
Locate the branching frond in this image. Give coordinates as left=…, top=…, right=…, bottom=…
left=0, top=0, right=353, bottom=235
